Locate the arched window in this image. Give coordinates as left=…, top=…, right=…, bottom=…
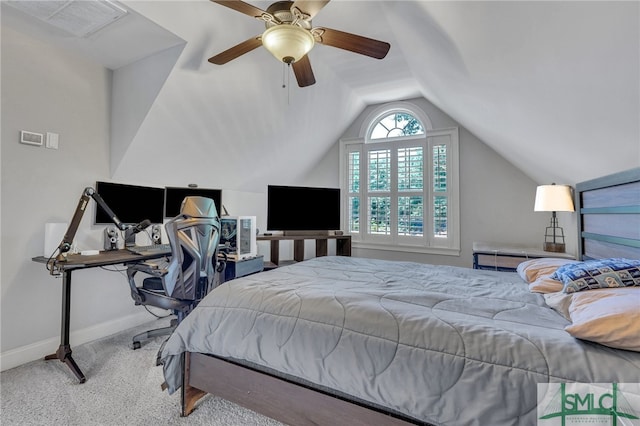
left=341, top=102, right=459, bottom=255
left=369, top=112, right=425, bottom=139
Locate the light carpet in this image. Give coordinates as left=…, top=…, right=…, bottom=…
left=0, top=318, right=284, bottom=425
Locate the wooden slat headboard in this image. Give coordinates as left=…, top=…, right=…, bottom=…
left=576, top=167, right=640, bottom=260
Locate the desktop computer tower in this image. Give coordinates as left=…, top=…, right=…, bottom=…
left=220, top=216, right=257, bottom=260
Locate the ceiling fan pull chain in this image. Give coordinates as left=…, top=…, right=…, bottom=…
left=282, top=62, right=286, bottom=89
left=288, top=65, right=291, bottom=105
left=281, top=63, right=290, bottom=105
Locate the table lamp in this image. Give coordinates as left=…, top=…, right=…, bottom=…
left=534, top=183, right=575, bottom=252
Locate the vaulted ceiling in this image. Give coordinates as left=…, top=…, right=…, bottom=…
left=3, top=1, right=639, bottom=191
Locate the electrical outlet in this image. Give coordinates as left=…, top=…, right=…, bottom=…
left=46, top=132, right=59, bottom=149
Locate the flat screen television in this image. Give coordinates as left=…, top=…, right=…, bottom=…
left=267, top=185, right=340, bottom=234
left=164, top=187, right=222, bottom=218
left=94, top=181, right=165, bottom=225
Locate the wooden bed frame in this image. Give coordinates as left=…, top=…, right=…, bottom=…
left=181, top=352, right=419, bottom=425
left=180, top=167, right=640, bottom=425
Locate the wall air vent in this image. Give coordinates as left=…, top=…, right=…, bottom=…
left=5, top=0, right=127, bottom=38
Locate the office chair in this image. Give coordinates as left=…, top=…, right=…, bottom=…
left=127, top=196, right=223, bottom=350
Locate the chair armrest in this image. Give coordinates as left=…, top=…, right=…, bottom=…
left=216, top=251, right=227, bottom=273
left=128, top=258, right=169, bottom=276
left=127, top=259, right=169, bottom=304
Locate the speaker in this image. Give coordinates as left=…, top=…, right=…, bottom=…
left=151, top=225, right=162, bottom=245
left=103, top=227, right=119, bottom=251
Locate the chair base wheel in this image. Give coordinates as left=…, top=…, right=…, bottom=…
left=130, top=323, right=176, bottom=350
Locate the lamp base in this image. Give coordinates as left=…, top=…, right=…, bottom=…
left=544, top=242, right=566, bottom=253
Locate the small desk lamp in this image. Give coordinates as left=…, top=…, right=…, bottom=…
left=534, top=183, right=575, bottom=253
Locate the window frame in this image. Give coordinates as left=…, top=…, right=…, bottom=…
left=340, top=104, right=460, bottom=256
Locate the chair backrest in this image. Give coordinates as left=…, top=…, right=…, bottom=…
left=162, top=196, right=221, bottom=301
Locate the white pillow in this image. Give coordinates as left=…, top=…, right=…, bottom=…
left=517, top=257, right=577, bottom=283
left=565, top=287, right=640, bottom=352
left=529, top=276, right=564, bottom=294
left=543, top=291, right=572, bottom=321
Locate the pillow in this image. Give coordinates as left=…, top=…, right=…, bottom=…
left=528, top=276, right=564, bottom=294
left=543, top=291, right=572, bottom=320
left=516, top=258, right=578, bottom=283
left=565, top=287, right=640, bottom=352
left=551, top=258, right=640, bottom=293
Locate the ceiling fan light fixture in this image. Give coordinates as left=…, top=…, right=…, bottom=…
left=262, top=25, right=315, bottom=64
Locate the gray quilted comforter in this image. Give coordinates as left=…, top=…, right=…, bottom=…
left=160, top=256, right=640, bottom=425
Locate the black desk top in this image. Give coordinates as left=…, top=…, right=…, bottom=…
left=32, top=249, right=169, bottom=271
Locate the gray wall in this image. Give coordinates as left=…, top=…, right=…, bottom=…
left=0, top=25, right=152, bottom=369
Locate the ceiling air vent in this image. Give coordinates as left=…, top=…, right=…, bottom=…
left=5, top=0, right=127, bottom=38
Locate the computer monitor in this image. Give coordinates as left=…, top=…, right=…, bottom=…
left=94, top=181, right=165, bottom=225
left=164, top=187, right=222, bottom=218
left=267, top=185, right=340, bottom=234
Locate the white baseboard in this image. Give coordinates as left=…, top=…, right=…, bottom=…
left=0, top=311, right=153, bottom=372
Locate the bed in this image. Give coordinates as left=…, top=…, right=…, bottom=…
left=159, top=167, right=640, bottom=426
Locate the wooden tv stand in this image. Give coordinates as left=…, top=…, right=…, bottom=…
left=257, top=233, right=351, bottom=267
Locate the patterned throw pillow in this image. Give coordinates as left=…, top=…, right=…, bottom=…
left=551, top=258, right=640, bottom=293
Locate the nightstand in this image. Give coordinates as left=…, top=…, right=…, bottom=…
left=472, top=242, right=575, bottom=272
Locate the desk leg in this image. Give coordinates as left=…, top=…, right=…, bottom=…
left=315, top=239, right=328, bottom=257
left=44, top=270, right=86, bottom=383
left=293, top=240, right=305, bottom=262
left=270, top=240, right=279, bottom=266
left=336, top=237, right=351, bottom=257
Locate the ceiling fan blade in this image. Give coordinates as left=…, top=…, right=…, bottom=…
left=210, top=0, right=267, bottom=19
left=292, top=55, right=316, bottom=87
left=291, top=0, right=330, bottom=19
left=314, top=27, right=390, bottom=59
left=208, top=36, right=262, bottom=65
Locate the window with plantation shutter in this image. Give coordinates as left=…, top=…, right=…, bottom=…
left=340, top=103, right=460, bottom=255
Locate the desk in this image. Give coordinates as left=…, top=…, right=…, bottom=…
left=257, top=234, right=351, bottom=267
left=32, top=248, right=170, bottom=383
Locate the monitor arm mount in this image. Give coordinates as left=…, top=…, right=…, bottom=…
left=49, top=187, right=136, bottom=275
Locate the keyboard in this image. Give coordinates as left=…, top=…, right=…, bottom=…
left=128, top=244, right=171, bottom=256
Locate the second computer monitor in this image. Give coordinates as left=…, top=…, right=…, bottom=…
left=164, top=187, right=222, bottom=218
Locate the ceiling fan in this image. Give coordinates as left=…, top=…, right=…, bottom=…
left=208, top=0, right=391, bottom=87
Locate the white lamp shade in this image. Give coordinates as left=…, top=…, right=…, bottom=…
left=534, top=184, right=575, bottom=212
left=262, top=25, right=315, bottom=64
